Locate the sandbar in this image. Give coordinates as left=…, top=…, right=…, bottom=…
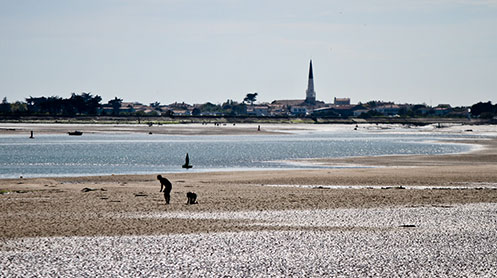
left=1, top=123, right=497, bottom=276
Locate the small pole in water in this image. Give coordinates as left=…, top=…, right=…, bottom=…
left=29, top=131, right=34, bottom=139
left=182, top=153, right=193, bottom=169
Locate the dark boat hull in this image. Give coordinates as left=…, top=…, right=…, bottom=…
left=68, top=131, right=83, bottom=136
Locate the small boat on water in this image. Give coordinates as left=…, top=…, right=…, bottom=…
left=68, top=131, right=83, bottom=136
left=182, top=153, right=193, bottom=169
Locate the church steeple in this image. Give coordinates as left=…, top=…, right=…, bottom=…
left=305, top=60, right=316, bottom=105
left=309, top=60, right=313, bottom=79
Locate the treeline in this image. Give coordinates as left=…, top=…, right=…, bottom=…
left=0, top=93, right=104, bottom=116
left=191, top=100, right=247, bottom=116
left=0, top=93, right=252, bottom=117
left=0, top=92, right=496, bottom=119
left=469, top=101, right=497, bottom=119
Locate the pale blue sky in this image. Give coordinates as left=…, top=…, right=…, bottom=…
left=1, top=0, right=496, bottom=106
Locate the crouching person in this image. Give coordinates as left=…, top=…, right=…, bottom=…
left=186, top=192, right=198, bottom=205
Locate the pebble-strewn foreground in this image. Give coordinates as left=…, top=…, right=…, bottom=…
left=2, top=203, right=496, bottom=277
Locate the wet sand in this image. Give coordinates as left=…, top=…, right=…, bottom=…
left=1, top=123, right=497, bottom=276
left=1, top=123, right=497, bottom=238
left=1, top=165, right=497, bottom=239
left=0, top=122, right=286, bottom=135
left=3, top=203, right=496, bottom=277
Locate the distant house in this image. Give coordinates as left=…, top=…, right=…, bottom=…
left=433, top=107, right=452, bottom=116
left=199, top=111, right=224, bottom=116
left=164, top=102, right=193, bottom=116
left=433, top=104, right=452, bottom=116
left=247, top=105, right=270, bottom=116
left=132, top=104, right=160, bottom=115
left=107, top=102, right=162, bottom=115
left=142, top=109, right=160, bottom=116
left=334, top=97, right=351, bottom=105
left=353, top=109, right=370, bottom=117
left=168, top=102, right=192, bottom=110
left=272, top=100, right=306, bottom=107
left=171, top=109, right=191, bottom=116
left=272, top=99, right=326, bottom=116
left=311, top=107, right=339, bottom=117
left=268, top=104, right=286, bottom=116
left=272, top=100, right=307, bottom=116
left=334, top=105, right=363, bottom=117
left=413, top=106, right=430, bottom=115
left=98, top=106, right=114, bottom=115
left=373, top=104, right=401, bottom=116
left=312, top=105, right=365, bottom=118
left=114, top=102, right=135, bottom=114
left=290, top=106, right=308, bottom=116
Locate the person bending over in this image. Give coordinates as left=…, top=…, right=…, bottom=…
left=157, top=175, right=172, bottom=204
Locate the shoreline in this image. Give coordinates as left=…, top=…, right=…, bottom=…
left=1, top=123, right=497, bottom=239
left=1, top=122, right=491, bottom=180
left=2, top=163, right=497, bottom=239
left=301, top=135, right=497, bottom=168
left=1, top=121, right=496, bottom=136
left=2, top=123, right=497, bottom=276
left=0, top=122, right=290, bottom=136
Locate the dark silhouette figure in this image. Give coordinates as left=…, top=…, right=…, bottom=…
left=29, top=131, right=34, bottom=139
left=186, top=192, right=198, bottom=205
left=157, top=175, right=172, bottom=204
left=182, top=153, right=193, bottom=169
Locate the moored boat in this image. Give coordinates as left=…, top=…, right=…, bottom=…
left=68, top=131, right=83, bottom=136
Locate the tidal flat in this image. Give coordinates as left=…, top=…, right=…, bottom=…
left=1, top=123, right=497, bottom=276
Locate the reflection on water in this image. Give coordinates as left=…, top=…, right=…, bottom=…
left=0, top=131, right=472, bottom=178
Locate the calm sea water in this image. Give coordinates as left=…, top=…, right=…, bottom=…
left=0, top=131, right=473, bottom=178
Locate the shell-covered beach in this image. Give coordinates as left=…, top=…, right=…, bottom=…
left=1, top=123, right=497, bottom=277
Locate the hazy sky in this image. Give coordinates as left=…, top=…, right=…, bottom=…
left=1, top=0, right=496, bottom=106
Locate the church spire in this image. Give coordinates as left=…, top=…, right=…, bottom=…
left=309, top=60, right=313, bottom=79
left=305, top=60, right=316, bottom=105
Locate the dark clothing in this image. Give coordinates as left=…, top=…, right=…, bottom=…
left=157, top=175, right=172, bottom=204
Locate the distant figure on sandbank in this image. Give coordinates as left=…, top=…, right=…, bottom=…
left=157, top=175, right=172, bottom=204
left=186, top=192, right=198, bottom=205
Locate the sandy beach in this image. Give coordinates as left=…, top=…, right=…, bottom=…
left=0, top=122, right=288, bottom=136
left=1, top=123, right=497, bottom=276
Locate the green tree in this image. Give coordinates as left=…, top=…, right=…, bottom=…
left=230, top=103, right=247, bottom=116
left=198, top=102, right=222, bottom=114
left=192, top=107, right=201, bottom=116
left=0, top=97, right=11, bottom=114
left=243, top=92, right=258, bottom=105
left=11, top=101, right=28, bottom=114
left=470, top=101, right=495, bottom=117
left=108, top=97, right=123, bottom=115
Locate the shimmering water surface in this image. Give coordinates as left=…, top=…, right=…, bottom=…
left=0, top=131, right=473, bottom=178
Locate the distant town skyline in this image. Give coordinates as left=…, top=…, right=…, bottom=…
left=1, top=1, right=496, bottom=107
